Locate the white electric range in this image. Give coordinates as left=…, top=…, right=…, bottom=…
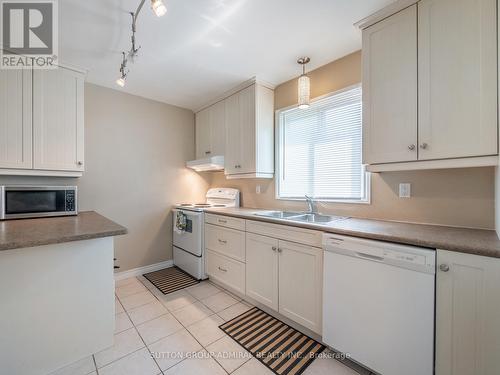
left=172, top=188, right=240, bottom=280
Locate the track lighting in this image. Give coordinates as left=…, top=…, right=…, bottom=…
left=151, top=0, right=167, bottom=17
left=116, top=76, right=126, bottom=87
left=297, top=57, right=311, bottom=109
left=116, top=52, right=128, bottom=88
left=116, top=0, right=167, bottom=87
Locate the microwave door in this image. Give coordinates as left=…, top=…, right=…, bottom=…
left=172, top=209, right=203, bottom=257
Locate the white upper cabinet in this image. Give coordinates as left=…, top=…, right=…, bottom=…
left=418, top=0, right=498, bottom=160
left=33, top=67, right=85, bottom=172
left=210, top=100, right=226, bottom=157
left=224, top=82, right=274, bottom=179
left=361, top=0, right=498, bottom=171
left=195, top=108, right=211, bottom=159
left=224, top=93, right=240, bottom=175
left=195, top=100, right=226, bottom=159
left=362, top=5, right=418, bottom=164
left=0, top=69, right=32, bottom=169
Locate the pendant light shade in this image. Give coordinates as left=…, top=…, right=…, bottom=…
left=297, top=57, right=311, bottom=109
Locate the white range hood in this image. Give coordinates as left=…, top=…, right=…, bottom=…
left=186, top=155, right=224, bottom=172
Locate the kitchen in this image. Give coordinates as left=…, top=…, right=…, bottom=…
left=0, top=0, right=499, bottom=374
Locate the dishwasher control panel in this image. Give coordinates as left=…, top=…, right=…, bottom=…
left=323, top=234, right=436, bottom=274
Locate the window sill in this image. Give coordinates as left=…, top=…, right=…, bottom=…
left=275, top=197, right=371, bottom=205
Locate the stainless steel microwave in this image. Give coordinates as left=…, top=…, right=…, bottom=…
left=0, top=186, right=77, bottom=220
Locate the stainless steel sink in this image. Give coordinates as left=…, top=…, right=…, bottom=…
left=289, top=213, right=347, bottom=223
left=253, top=211, right=304, bottom=219
left=254, top=211, right=347, bottom=224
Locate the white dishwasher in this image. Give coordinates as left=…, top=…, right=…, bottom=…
left=322, top=234, right=435, bottom=375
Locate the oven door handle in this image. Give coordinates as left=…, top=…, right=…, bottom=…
left=174, top=209, right=203, bottom=218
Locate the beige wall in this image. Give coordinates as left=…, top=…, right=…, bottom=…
left=210, top=51, right=496, bottom=229
left=0, top=84, right=210, bottom=271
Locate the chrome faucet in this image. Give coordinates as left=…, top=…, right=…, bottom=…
left=305, top=195, right=317, bottom=214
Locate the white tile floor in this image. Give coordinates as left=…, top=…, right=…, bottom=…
left=49, top=275, right=366, bottom=375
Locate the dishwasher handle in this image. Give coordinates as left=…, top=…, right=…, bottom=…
left=355, top=252, right=385, bottom=262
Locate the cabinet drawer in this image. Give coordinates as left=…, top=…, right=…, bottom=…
left=205, top=224, right=245, bottom=262
left=205, top=214, right=245, bottom=231
left=246, top=220, right=322, bottom=248
left=206, top=249, right=245, bottom=295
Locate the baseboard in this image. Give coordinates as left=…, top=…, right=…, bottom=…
left=114, top=260, right=173, bottom=281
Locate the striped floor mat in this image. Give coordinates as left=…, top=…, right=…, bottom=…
left=219, top=307, right=325, bottom=375
left=143, top=266, right=199, bottom=295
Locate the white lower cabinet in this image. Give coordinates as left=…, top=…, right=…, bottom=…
left=278, top=240, right=323, bottom=334
left=206, top=249, right=245, bottom=295
left=245, top=233, right=279, bottom=310
left=245, top=232, right=323, bottom=334
left=436, top=250, right=500, bottom=375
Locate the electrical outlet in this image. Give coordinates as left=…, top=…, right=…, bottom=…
left=256, top=185, right=261, bottom=194
left=399, top=183, right=411, bottom=198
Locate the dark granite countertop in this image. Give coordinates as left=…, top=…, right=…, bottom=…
left=0, top=211, right=127, bottom=251
left=205, top=208, right=500, bottom=258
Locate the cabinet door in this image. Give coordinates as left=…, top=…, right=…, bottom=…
left=245, top=233, right=279, bottom=310
left=418, top=0, right=497, bottom=160
left=436, top=250, right=500, bottom=375
left=0, top=69, right=32, bottom=169
left=33, top=67, right=84, bottom=171
left=209, top=100, right=225, bottom=156
left=195, top=108, right=211, bottom=159
left=278, top=240, right=323, bottom=333
left=238, top=85, right=256, bottom=174
left=224, top=93, right=241, bottom=175
left=362, top=5, right=418, bottom=164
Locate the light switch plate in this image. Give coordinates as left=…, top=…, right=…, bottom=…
left=399, top=183, right=411, bottom=198
left=256, top=185, right=261, bottom=194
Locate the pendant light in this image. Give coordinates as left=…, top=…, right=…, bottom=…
left=297, top=57, right=311, bottom=109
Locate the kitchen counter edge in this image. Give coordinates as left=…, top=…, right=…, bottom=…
left=0, top=211, right=128, bottom=251
left=203, top=208, right=500, bottom=259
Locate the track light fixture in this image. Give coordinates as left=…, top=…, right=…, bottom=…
left=151, top=0, right=167, bottom=17
left=116, top=0, right=167, bottom=87
left=116, top=52, right=128, bottom=87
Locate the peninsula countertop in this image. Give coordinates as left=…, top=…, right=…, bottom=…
left=204, top=207, right=500, bottom=259
left=0, top=211, right=128, bottom=251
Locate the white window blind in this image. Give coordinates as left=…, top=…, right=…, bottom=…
left=277, top=85, right=368, bottom=202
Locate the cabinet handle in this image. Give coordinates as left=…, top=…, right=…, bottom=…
left=277, top=248, right=282, bottom=253
left=408, top=144, right=416, bottom=151
left=439, top=264, right=450, bottom=272
left=205, top=151, right=211, bottom=155
left=218, top=219, right=227, bottom=224
left=218, top=239, right=227, bottom=244
left=218, top=266, right=228, bottom=272
left=272, top=246, right=277, bottom=252
left=77, top=161, right=83, bottom=166
left=420, top=143, right=429, bottom=150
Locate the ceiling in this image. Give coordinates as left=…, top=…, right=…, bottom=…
left=60, top=0, right=395, bottom=111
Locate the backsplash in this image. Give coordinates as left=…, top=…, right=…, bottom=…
left=209, top=167, right=495, bottom=229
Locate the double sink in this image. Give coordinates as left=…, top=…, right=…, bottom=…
left=254, top=211, right=348, bottom=224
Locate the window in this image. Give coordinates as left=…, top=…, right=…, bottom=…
left=276, top=85, right=369, bottom=202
